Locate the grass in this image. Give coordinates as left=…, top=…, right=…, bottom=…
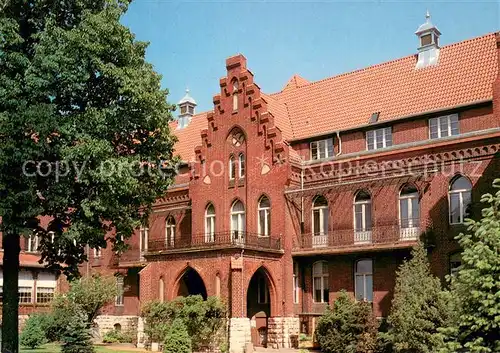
left=20, top=343, right=146, bottom=353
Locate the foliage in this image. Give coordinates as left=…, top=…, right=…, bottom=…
left=141, top=295, right=227, bottom=350
left=20, top=314, right=48, bottom=349
left=0, top=0, right=176, bottom=348
left=163, top=319, right=192, bottom=353
left=61, top=311, right=95, bottom=353
left=102, top=329, right=135, bottom=344
left=439, top=179, right=500, bottom=353
left=315, top=291, right=379, bottom=353
left=384, top=242, right=450, bottom=353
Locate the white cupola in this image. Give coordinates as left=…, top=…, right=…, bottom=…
left=415, top=10, right=441, bottom=69
left=177, top=88, right=197, bottom=129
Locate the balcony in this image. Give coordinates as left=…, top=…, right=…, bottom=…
left=146, top=231, right=282, bottom=254
left=294, top=222, right=420, bottom=255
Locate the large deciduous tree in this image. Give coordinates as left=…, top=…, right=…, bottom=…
left=440, top=179, right=500, bottom=353
left=0, top=1, right=177, bottom=351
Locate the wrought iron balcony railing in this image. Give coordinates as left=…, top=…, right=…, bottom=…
left=295, top=221, right=421, bottom=252
left=147, top=231, right=282, bottom=253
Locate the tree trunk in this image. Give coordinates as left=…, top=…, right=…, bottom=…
left=1, top=232, right=20, bottom=353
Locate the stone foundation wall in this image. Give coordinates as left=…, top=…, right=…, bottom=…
left=267, top=317, right=300, bottom=349
left=229, top=318, right=251, bottom=353
left=94, top=315, right=139, bottom=340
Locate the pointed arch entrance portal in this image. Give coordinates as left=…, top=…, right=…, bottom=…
left=177, top=267, right=207, bottom=300
left=247, top=268, right=272, bottom=347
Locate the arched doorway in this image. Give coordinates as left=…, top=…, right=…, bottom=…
left=247, top=268, right=272, bottom=347
left=177, top=267, right=208, bottom=300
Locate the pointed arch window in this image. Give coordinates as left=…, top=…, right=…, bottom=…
left=355, top=259, right=373, bottom=302
left=313, top=261, right=329, bottom=303
left=139, top=226, right=149, bottom=254
left=238, top=153, right=245, bottom=178
left=258, top=196, right=271, bottom=237
left=231, top=200, right=245, bottom=243
left=399, top=185, right=420, bottom=240
left=449, top=175, right=472, bottom=224
left=165, top=216, right=175, bottom=248
left=312, top=196, right=328, bottom=247
left=354, top=191, right=372, bottom=243
left=232, top=80, right=239, bottom=111
left=205, top=204, right=216, bottom=242
left=229, top=155, right=236, bottom=181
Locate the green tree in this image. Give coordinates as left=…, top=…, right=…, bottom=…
left=61, top=311, right=95, bottom=353
left=385, top=242, right=450, bottom=353
left=315, top=291, right=379, bottom=353
left=20, top=314, right=48, bottom=349
left=163, top=319, right=192, bottom=353
left=440, top=179, right=500, bottom=353
left=0, top=1, right=177, bottom=351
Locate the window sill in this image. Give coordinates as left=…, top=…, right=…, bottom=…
left=228, top=179, right=235, bottom=188
left=237, top=178, right=245, bottom=187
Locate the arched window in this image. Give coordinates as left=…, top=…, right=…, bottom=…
left=159, top=278, right=165, bottom=302
left=231, top=200, right=245, bottom=243
left=258, top=196, right=271, bottom=237
left=229, top=155, right=236, bottom=181
left=232, top=80, right=239, bottom=111
left=238, top=153, right=245, bottom=178
left=115, top=275, right=124, bottom=306
left=449, top=175, right=472, bottom=224
left=312, top=196, right=328, bottom=247
left=355, top=259, right=373, bottom=302
left=399, top=185, right=420, bottom=240
left=165, top=216, right=175, bottom=248
left=205, top=204, right=216, bottom=242
left=139, top=226, right=149, bottom=254
left=354, top=191, right=372, bottom=243
left=312, top=261, right=329, bottom=303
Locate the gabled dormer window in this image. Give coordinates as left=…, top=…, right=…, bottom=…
left=429, top=114, right=459, bottom=139
left=310, top=138, right=334, bottom=160
left=366, top=127, right=392, bottom=150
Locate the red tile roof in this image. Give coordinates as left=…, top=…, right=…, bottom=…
left=171, top=32, right=499, bottom=160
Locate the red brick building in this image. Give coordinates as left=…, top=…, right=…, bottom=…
left=3, top=15, right=500, bottom=352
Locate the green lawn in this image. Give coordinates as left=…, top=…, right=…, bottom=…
left=20, top=343, right=145, bottom=353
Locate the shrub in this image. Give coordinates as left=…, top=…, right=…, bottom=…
left=20, top=314, right=48, bottom=349
left=163, top=319, right=192, bottom=353
left=61, top=311, right=95, bottom=353
left=102, top=328, right=135, bottom=343
left=142, top=295, right=227, bottom=350
left=315, top=291, right=379, bottom=353
left=385, top=242, right=450, bottom=353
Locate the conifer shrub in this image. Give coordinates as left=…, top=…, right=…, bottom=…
left=61, top=311, right=95, bottom=353
left=20, top=314, right=48, bottom=349
left=163, top=319, right=192, bottom=353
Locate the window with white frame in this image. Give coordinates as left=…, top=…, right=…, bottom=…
left=231, top=200, right=245, bottom=241
left=366, top=127, right=392, bottom=150
left=93, top=247, right=102, bottom=258
left=165, top=216, right=175, bottom=247
left=313, top=261, right=329, bottom=303
left=429, top=114, right=459, bottom=139
left=232, top=80, right=239, bottom=111
left=25, top=233, right=39, bottom=252
left=19, top=287, right=33, bottom=304
left=354, top=191, right=372, bottom=232
left=205, top=204, right=216, bottom=242
left=449, top=253, right=462, bottom=276
left=258, top=196, right=271, bottom=237
left=293, top=262, right=299, bottom=304
left=449, top=175, right=472, bottom=224
left=229, top=155, right=236, bottom=180
left=19, top=270, right=34, bottom=304
left=140, top=226, right=149, bottom=253
left=115, top=275, right=124, bottom=306
left=36, top=287, right=55, bottom=304
left=257, top=276, right=268, bottom=304
left=36, top=271, right=57, bottom=304
left=310, top=139, right=334, bottom=160
left=399, top=185, right=420, bottom=228
left=312, top=196, right=328, bottom=236
left=238, top=153, right=245, bottom=178
left=355, top=259, right=373, bottom=302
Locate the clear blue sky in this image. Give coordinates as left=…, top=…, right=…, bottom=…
left=122, top=0, right=499, bottom=113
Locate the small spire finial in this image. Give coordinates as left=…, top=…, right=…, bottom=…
left=426, top=9, right=431, bottom=22
left=185, top=88, right=190, bottom=94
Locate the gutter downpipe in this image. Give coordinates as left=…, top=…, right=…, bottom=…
left=336, top=131, right=342, bottom=156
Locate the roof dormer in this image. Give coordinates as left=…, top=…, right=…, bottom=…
left=177, top=88, right=197, bottom=129
left=415, top=11, right=441, bottom=69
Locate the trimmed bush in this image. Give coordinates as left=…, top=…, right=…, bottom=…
left=20, top=314, right=48, bottom=349
left=102, top=328, right=135, bottom=343
left=163, top=319, right=192, bottom=353
left=315, top=291, right=379, bottom=353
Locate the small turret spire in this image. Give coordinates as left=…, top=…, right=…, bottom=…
left=415, top=10, right=441, bottom=69
left=177, top=87, right=197, bottom=129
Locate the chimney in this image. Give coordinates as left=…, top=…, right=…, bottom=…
left=415, top=10, right=441, bottom=69
left=177, top=88, right=197, bottom=129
